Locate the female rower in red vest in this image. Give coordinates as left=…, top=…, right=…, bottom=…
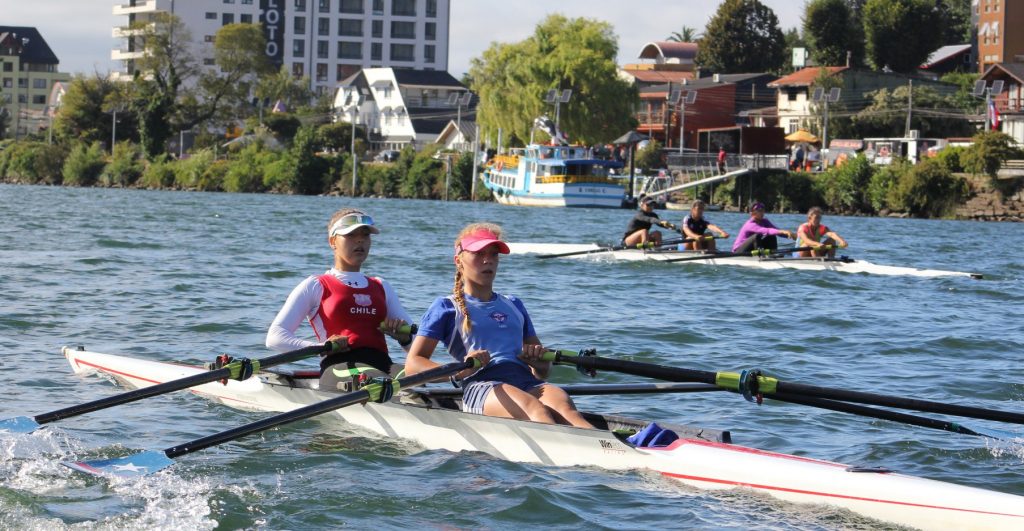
left=266, top=208, right=414, bottom=392
left=795, top=207, right=848, bottom=258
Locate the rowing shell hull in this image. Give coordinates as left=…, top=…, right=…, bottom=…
left=62, top=347, right=1024, bottom=530
left=508, top=243, right=982, bottom=278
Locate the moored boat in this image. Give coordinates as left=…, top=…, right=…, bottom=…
left=483, top=144, right=627, bottom=208
left=61, top=346, right=1023, bottom=529
left=508, top=242, right=984, bottom=279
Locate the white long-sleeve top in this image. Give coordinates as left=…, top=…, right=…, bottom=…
left=266, top=269, right=414, bottom=352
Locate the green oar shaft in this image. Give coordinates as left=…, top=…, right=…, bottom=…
left=162, top=359, right=474, bottom=459
left=546, top=351, right=1024, bottom=426
left=537, top=236, right=711, bottom=259
left=35, top=341, right=342, bottom=425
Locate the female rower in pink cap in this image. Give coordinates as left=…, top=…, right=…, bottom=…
left=266, top=208, right=414, bottom=392
left=404, top=222, right=593, bottom=427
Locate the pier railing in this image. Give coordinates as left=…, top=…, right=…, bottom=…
left=666, top=153, right=789, bottom=172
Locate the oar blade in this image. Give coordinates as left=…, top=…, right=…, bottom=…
left=62, top=450, right=174, bottom=477
left=0, top=416, right=42, bottom=434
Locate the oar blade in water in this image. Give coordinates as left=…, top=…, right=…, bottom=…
left=62, top=450, right=174, bottom=477
left=0, top=416, right=41, bottom=434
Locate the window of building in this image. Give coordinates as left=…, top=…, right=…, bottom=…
left=339, top=41, right=362, bottom=59
left=788, top=122, right=798, bottom=134
left=371, top=42, right=382, bottom=61
left=317, top=40, right=329, bottom=58
left=392, top=0, right=416, bottom=16
left=372, top=20, right=383, bottom=38
left=32, top=78, right=47, bottom=89
left=17, top=94, right=26, bottom=103
left=241, top=14, right=252, bottom=23
left=223, top=0, right=235, bottom=3
left=316, top=63, right=328, bottom=82
left=1, top=93, right=11, bottom=103
left=204, top=58, right=216, bottom=65
left=424, top=44, right=435, bottom=63
left=292, top=63, right=304, bottom=78
left=206, top=12, right=217, bottom=19
left=293, top=39, right=306, bottom=57
left=2, top=78, right=12, bottom=88
left=241, top=0, right=253, bottom=4
left=319, top=0, right=331, bottom=13
left=337, top=64, right=346, bottom=81
left=339, top=18, right=363, bottom=36
left=295, top=0, right=307, bottom=10
left=425, top=22, right=436, bottom=41
left=205, top=35, right=215, bottom=42
left=390, top=43, right=414, bottom=61
left=426, top=0, right=437, bottom=17
left=391, top=21, right=415, bottom=39
left=2, top=62, right=11, bottom=72
left=222, top=13, right=235, bottom=25
left=787, top=89, right=798, bottom=102
left=372, top=0, right=384, bottom=14
left=339, top=0, right=362, bottom=13
left=295, top=17, right=306, bottom=33
left=318, top=17, right=330, bottom=35
left=17, top=78, right=27, bottom=88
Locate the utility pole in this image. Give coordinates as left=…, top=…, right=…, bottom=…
left=470, top=123, right=480, bottom=201
left=905, top=79, right=913, bottom=137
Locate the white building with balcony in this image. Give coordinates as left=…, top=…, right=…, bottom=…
left=112, top=0, right=450, bottom=95
left=334, top=67, right=469, bottom=150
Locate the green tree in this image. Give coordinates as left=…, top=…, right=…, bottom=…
left=814, top=153, right=874, bottom=213
left=101, top=142, right=145, bottom=187
left=666, top=26, right=701, bottom=42
left=962, top=131, right=1020, bottom=178
left=887, top=158, right=967, bottom=217
left=696, top=0, right=786, bottom=74
left=53, top=75, right=138, bottom=147
left=62, top=142, right=107, bottom=186
left=635, top=139, right=664, bottom=171
left=937, top=0, right=973, bottom=45
left=469, top=14, right=637, bottom=147
left=850, top=84, right=973, bottom=139
left=803, top=0, right=864, bottom=67
left=290, top=125, right=330, bottom=194
left=862, top=0, right=942, bottom=73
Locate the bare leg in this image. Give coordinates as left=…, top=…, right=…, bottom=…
left=623, top=229, right=647, bottom=247
left=482, top=383, right=557, bottom=423
left=531, top=384, right=594, bottom=428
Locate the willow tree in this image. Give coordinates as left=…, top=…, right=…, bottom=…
left=696, top=0, right=786, bottom=74
left=468, top=14, right=637, bottom=147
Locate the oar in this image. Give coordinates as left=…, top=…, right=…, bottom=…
left=0, top=341, right=344, bottom=434
left=663, top=246, right=822, bottom=263
left=538, top=238, right=681, bottom=259
left=541, top=350, right=1024, bottom=426
left=62, top=358, right=477, bottom=477
left=412, top=382, right=724, bottom=398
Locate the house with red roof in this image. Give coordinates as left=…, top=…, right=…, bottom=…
left=980, top=63, right=1024, bottom=143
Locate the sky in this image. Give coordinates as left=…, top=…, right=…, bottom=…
left=3, top=1, right=803, bottom=77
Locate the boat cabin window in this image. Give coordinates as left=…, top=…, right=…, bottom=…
left=539, top=147, right=554, bottom=159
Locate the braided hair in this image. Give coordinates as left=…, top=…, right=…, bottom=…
left=452, top=222, right=504, bottom=335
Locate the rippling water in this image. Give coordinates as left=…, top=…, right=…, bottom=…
left=2, top=183, right=1023, bottom=529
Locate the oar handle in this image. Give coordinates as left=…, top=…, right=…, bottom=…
left=162, top=358, right=480, bottom=459
left=34, top=341, right=344, bottom=425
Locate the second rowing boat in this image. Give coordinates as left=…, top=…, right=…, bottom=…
left=508, top=242, right=983, bottom=279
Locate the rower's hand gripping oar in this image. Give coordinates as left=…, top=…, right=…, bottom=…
left=62, top=357, right=480, bottom=477
left=541, top=350, right=1021, bottom=437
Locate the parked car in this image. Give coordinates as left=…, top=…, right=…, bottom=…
left=374, top=150, right=400, bottom=162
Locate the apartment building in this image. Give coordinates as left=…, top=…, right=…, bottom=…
left=112, top=0, right=450, bottom=95
left=976, top=0, right=1024, bottom=72
left=0, top=26, right=71, bottom=139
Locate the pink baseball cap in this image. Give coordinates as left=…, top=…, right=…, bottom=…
left=456, top=229, right=510, bottom=254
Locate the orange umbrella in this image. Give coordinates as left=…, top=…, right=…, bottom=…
left=785, top=130, right=819, bottom=143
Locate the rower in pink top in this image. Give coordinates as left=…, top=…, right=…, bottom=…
left=731, top=202, right=795, bottom=253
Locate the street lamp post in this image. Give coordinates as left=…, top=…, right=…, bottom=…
left=345, top=89, right=364, bottom=196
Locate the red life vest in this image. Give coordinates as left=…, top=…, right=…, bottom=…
left=315, top=274, right=387, bottom=353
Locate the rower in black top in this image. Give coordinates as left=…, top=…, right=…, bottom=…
left=623, top=196, right=675, bottom=247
